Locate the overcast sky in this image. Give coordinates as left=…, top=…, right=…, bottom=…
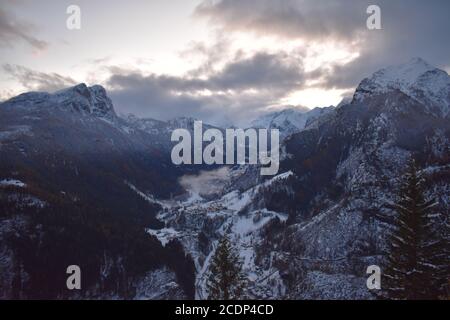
left=1, top=0, right=449, bottom=125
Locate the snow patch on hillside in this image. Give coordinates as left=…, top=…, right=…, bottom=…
left=146, top=228, right=180, bottom=247
left=0, top=179, right=26, bottom=188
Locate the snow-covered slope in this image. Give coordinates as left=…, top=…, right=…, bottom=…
left=144, top=168, right=292, bottom=299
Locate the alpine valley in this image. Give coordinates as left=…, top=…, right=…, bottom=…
left=0, top=58, right=449, bottom=299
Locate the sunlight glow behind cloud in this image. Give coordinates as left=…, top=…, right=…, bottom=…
left=283, top=88, right=350, bottom=108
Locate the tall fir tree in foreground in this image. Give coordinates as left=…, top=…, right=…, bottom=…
left=383, top=160, right=448, bottom=300
left=206, top=235, right=246, bottom=299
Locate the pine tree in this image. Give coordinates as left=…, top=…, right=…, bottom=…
left=206, top=235, right=246, bottom=299
left=383, top=160, right=448, bottom=300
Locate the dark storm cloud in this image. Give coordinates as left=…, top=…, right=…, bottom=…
left=321, top=0, right=450, bottom=89
left=106, top=52, right=317, bottom=125
left=208, top=52, right=306, bottom=90
left=196, top=0, right=450, bottom=89
left=109, top=52, right=309, bottom=92
left=0, top=8, right=48, bottom=50
left=195, top=0, right=368, bottom=41
left=108, top=76, right=276, bottom=126
left=3, top=64, right=77, bottom=92
left=181, top=34, right=232, bottom=77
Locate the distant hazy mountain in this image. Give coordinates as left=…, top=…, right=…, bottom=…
left=250, top=106, right=335, bottom=138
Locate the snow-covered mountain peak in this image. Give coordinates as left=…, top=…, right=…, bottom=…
left=1, top=83, right=118, bottom=122
left=373, top=57, right=435, bottom=85
left=55, top=83, right=90, bottom=97
left=251, top=108, right=308, bottom=130
left=353, top=58, right=450, bottom=117
left=52, top=83, right=116, bottom=119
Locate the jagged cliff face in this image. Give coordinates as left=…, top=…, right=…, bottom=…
left=0, top=59, right=449, bottom=299
left=53, top=84, right=117, bottom=119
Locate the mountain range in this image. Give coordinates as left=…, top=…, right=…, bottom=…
left=0, top=58, right=448, bottom=299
